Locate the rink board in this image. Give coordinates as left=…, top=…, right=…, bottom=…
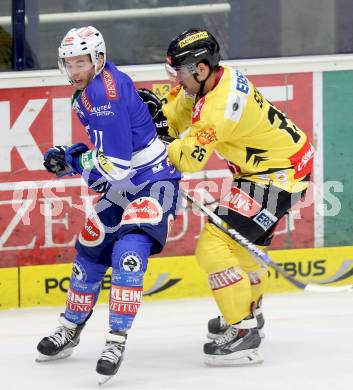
left=1, top=245, right=352, bottom=309
left=0, top=267, right=18, bottom=309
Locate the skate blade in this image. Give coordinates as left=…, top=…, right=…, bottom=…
left=35, top=348, right=73, bottom=363
left=204, top=348, right=264, bottom=367
left=98, top=374, right=114, bottom=386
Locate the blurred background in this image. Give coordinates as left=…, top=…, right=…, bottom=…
left=1, top=0, right=353, bottom=70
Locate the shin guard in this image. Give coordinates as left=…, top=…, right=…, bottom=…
left=109, top=233, right=153, bottom=332
left=64, top=255, right=108, bottom=324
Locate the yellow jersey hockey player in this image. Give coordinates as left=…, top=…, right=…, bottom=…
left=138, top=28, right=313, bottom=366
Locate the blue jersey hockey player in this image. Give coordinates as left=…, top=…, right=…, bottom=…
left=37, top=26, right=181, bottom=384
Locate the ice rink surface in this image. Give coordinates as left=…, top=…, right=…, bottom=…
left=1, top=292, right=353, bottom=390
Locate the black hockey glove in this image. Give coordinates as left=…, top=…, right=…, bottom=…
left=43, top=146, right=74, bottom=177
left=137, top=88, right=174, bottom=144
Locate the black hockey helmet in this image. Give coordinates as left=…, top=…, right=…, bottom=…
left=166, top=28, right=220, bottom=71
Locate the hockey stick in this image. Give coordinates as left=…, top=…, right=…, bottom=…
left=182, top=190, right=353, bottom=293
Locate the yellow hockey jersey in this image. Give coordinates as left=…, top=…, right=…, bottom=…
left=163, top=66, right=314, bottom=193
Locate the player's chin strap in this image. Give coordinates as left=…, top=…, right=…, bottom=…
left=181, top=189, right=353, bottom=293
left=193, top=67, right=213, bottom=98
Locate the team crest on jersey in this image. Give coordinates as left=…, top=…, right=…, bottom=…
left=78, top=214, right=105, bottom=247
left=102, top=69, right=118, bottom=100
left=192, top=96, right=205, bottom=123
left=197, top=128, right=218, bottom=145
left=219, top=187, right=262, bottom=218
left=121, top=197, right=163, bottom=225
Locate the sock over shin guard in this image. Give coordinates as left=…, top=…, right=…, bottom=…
left=64, top=255, right=109, bottom=324
left=109, top=233, right=153, bottom=332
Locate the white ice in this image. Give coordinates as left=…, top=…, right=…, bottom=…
left=1, top=292, right=353, bottom=390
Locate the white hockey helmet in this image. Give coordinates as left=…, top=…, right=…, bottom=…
left=58, top=26, right=106, bottom=79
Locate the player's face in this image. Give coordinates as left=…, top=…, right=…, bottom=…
left=165, top=63, right=200, bottom=95
left=63, top=55, right=95, bottom=90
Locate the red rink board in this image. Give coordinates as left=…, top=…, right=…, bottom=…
left=0, top=73, right=314, bottom=267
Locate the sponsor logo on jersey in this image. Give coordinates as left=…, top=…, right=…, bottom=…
left=80, top=150, right=94, bottom=170
left=81, top=90, right=93, bottom=112
left=78, top=214, right=105, bottom=247
left=121, top=197, right=163, bottom=225
left=289, top=140, right=314, bottom=179
left=235, top=70, right=250, bottom=95
left=196, top=128, right=218, bottom=145
left=219, top=187, right=262, bottom=218
left=102, top=69, right=118, bottom=100
left=120, top=251, right=142, bottom=272
left=66, top=288, right=94, bottom=312
left=90, top=102, right=115, bottom=117
left=178, top=31, right=208, bottom=48
left=192, top=96, right=205, bottom=123
left=97, top=151, right=115, bottom=173
left=253, top=209, right=278, bottom=231
left=209, top=267, right=243, bottom=290
left=110, top=285, right=143, bottom=315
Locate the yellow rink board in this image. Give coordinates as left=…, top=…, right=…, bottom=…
left=2, top=246, right=353, bottom=309
left=0, top=267, right=19, bottom=310
left=19, top=256, right=210, bottom=308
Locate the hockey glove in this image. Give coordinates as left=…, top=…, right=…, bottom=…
left=64, top=142, right=89, bottom=173
left=43, top=143, right=89, bottom=177
left=43, top=146, right=75, bottom=177
left=137, top=88, right=174, bottom=144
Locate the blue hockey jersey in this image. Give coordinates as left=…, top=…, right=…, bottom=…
left=71, top=61, right=180, bottom=190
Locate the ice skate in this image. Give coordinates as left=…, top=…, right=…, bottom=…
left=96, top=331, right=127, bottom=385
left=36, top=314, right=86, bottom=362
left=207, top=303, right=265, bottom=339
left=204, top=316, right=263, bottom=366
